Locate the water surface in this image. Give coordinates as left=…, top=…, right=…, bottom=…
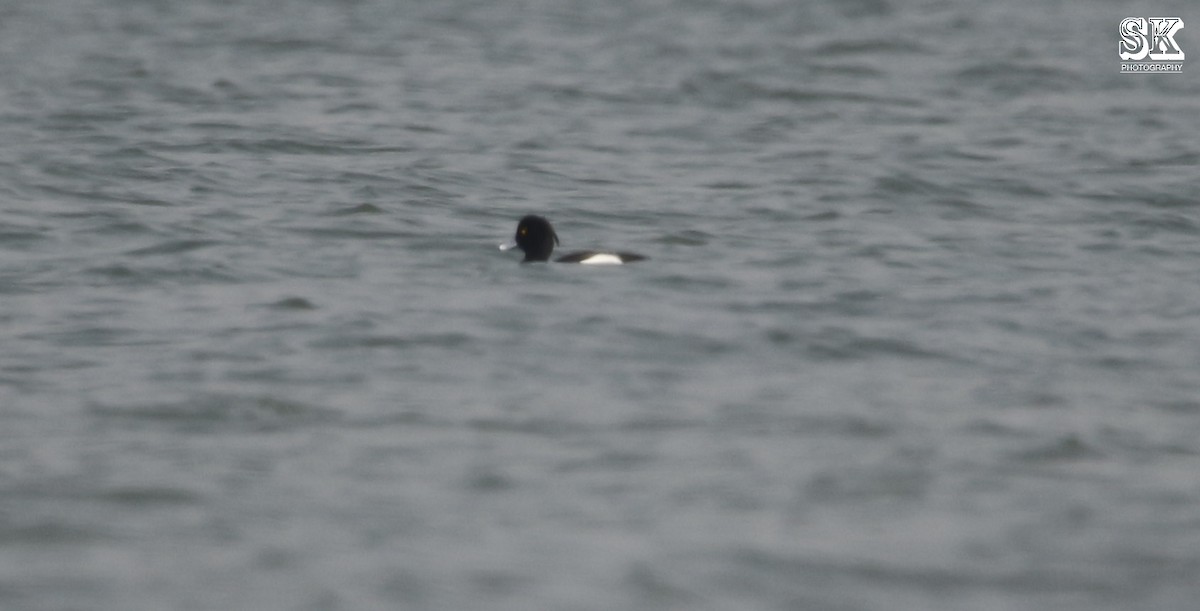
left=2, top=0, right=1199, bottom=609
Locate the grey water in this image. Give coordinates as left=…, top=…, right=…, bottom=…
left=2, top=0, right=1199, bottom=609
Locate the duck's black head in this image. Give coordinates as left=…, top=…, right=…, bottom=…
left=507, top=215, right=559, bottom=262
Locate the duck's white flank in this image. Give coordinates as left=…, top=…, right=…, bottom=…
left=577, top=253, right=623, bottom=265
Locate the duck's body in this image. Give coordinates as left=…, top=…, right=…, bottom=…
left=500, top=215, right=647, bottom=264
left=556, top=251, right=646, bottom=265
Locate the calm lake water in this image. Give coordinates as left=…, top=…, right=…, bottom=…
left=2, top=0, right=1199, bottom=609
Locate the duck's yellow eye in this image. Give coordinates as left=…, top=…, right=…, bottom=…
left=519, top=228, right=527, bottom=236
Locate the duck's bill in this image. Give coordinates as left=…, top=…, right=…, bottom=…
left=498, top=240, right=517, bottom=251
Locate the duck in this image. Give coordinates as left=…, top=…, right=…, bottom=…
left=499, top=215, right=647, bottom=264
